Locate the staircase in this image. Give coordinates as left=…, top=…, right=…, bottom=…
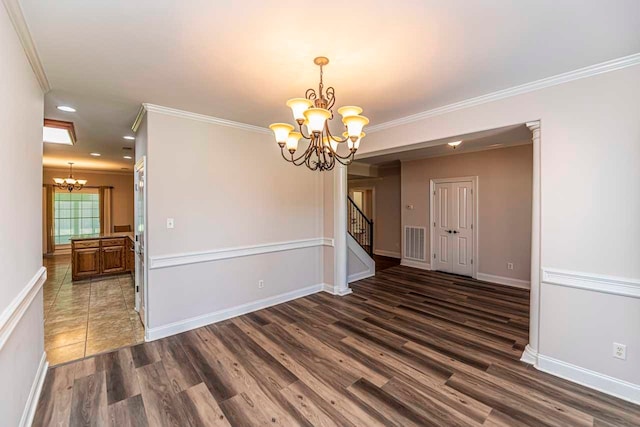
left=348, top=196, right=373, bottom=256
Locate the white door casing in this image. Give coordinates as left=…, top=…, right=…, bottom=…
left=430, top=177, right=478, bottom=278
left=134, top=157, right=147, bottom=327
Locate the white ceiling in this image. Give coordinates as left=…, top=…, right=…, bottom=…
left=20, top=0, right=640, bottom=171
left=352, top=124, right=532, bottom=166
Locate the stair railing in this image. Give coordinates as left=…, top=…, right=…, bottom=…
left=347, top=196, right=374, bottom=257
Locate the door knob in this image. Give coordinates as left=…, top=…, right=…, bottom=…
left=446, top=230, right=452, bottom=234
left=452, top=230, right=459, bottom=234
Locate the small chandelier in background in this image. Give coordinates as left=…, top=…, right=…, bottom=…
left=53, top=162, right=87, bottom=192
left=269, top=57, right=369, bottom=171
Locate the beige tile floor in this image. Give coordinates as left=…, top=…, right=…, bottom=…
left=42, top=255, right=145, bottom=366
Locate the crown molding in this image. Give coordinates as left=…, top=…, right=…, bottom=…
left=2, top=0, right=50, bottom=93
left=43, top=166, right=133, bottom=176
left=138, top=103, right=271, bottom=135
left=367, top=53, right=640, bottom=133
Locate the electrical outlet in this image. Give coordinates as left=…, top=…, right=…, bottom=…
left=613, top=343, right=626, bottom=360
left=166, top=218, right=174, bottom=229
left=258, top=280, right=264, bottom=289
left=507, top=262, right=514, bottom=270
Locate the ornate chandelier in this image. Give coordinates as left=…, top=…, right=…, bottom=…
left=269, top=57, right=369, bottom=171
left=53, top=162, right=87, bottom=192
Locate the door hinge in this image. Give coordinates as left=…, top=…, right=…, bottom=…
left=433, top=221, right=436, bottom=227
left=136, top=286, right=139, bottom=292
left=433, top=254, right=436, bottom=259
left=433, top=190, right=436, bottom=195
left=471, top=223, right=473, bottom=229
left=471, top=259, right=473, bottom=265
left=471, top=189, right=473, bottom=194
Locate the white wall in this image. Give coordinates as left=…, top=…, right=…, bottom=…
left=0, top=4, right=46, bottom=425
left=361, top=65, right=640, bottom=401
left=140, top=109, right=327, bottom=337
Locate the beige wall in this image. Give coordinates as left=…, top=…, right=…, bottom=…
left=402, top=144, right=533, bottom=281
left=360, top=65, right=640, bottom=399
left=43, top=169, right=134, bottom=230
left=349, top=166, right=402, bottom=257
left=0, top=5, right=46, bottom=425
left=142, top=110, right=325, bottom=330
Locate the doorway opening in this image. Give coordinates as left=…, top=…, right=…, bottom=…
left=41, top=126, right=144, bottom=366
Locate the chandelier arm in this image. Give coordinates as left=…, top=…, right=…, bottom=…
left=280, top=148, right=295, bottom=163
left=297, top=122, right=312, bottom=140
left=334, top=152, right=355, bottom=166
left=325, top=124, right=349, bottom=144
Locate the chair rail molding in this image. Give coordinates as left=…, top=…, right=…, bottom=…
left=542, top=268, right=640, bottom=298
left=0, top=266, right=47, bottom=351
left=149, top=238, right=334, bottom=270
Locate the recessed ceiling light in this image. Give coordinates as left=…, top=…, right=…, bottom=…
left=90, top=152, right=101, bottom=157
left=447, top=141, right=463, bottom=149
left=57, top=106, right=76, bottom=112
left=123, top=155, right=132, bottom=160
left=123, top=136, right=135, bottom=140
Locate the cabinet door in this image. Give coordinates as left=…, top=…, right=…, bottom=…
left=101, top=245, right=126, bottom=274
left=73, top=248, right=100, bottom=279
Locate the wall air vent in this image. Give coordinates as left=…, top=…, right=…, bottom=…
left=404, top=226, right=426, bottom=261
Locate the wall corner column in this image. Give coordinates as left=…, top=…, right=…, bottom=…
left=522, top=120, right=541, bottom=365
left=333, top=164, right=351, bottom=296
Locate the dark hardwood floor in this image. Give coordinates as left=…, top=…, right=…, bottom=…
left=373, top=254, right=401, bottom=272
left=33, top=266, right=640, bottom=426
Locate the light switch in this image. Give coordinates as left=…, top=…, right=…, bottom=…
left=166, top=218, right=174, bottom=229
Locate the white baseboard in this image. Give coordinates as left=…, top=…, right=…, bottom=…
left=520, top=344, right=538, bottom=365
left=374, top=249, right=401, bottom=259
left=348, top=270, right=375, bottom=283
left=537, top=354, right=640, bottom=405
left=19, top=352, right=48, bottom=427
left=146, top=283, right=324, bottom=341
left=323, top=283, right=353, bottom=296
left=477, top=272, right=530, bottom=289
left=400, top=259, right=431, bottom=271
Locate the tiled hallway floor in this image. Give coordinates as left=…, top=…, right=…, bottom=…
left=43, top=255, right=145, bottom=366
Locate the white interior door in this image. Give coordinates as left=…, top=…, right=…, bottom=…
left=432, top=180, right=474, bottom=276
left=134, top=158, right=146, bottom=326
left=433, top=183, right=452, bottom=272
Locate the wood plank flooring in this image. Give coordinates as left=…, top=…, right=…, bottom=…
left=33, top=266, right=640, bottom=426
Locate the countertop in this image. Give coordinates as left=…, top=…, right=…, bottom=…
left=70, top=232, right=134, bottom=242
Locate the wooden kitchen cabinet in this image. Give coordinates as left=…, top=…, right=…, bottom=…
left=71, top=235, right=134, bottom=280
left=101, top=245, right=126, bottom=274
left=72, top=247, right=101, bottom=279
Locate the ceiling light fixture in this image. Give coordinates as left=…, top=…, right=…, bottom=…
left=123, top=155, right=132, bottom=160
left=123, top=136, right=135, bottom=140
left=90, top=152, right=101, bottom=157
left=43, top=119, right=77, bottom=145
left=53, top=162, right=87, bottom=192
left=57, top=106, right=76, bottom=112
left=269, top=57, right=369, bottom=171
left=447, top=141, right=463, bottom=149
